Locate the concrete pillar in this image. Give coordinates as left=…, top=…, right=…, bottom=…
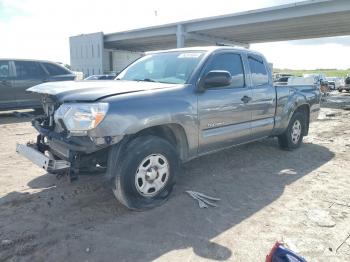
left=176, top=24, right=185, bottom=48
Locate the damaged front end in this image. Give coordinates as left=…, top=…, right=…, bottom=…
left=16, top=95, right=112, bottom=180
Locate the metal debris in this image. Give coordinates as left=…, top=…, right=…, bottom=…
left=324, top=200, right=350, bottom=208
left=186, top=190, right=220, bottom=208
left=336, top=233, right=350, bottom=253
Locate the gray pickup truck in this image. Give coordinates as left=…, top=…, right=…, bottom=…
left=17, top=47, right=321, bottom=210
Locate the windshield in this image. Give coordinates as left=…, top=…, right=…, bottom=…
left=117, top=51, right=205, bottom=84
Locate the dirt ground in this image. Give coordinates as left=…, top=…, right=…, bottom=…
left=0, top=92, right=349, bottom=262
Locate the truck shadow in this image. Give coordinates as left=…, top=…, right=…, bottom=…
left=0, top=139, right=334, bottom=261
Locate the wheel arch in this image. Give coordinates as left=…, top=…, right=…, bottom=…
left=105, top=123, right=189, bottom=181
left=132, top=124, right=190, bottom=161
left=290, top=103, right=310, bottom=136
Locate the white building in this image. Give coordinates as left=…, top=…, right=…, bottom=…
left=69, top=32, right=142, bottom=77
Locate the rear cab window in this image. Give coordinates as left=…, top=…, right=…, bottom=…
left=14, top=61, right=47, bottom=79
left=248, top=55, right=269, bottom=86
left=42, top=62, right=70, bottom=76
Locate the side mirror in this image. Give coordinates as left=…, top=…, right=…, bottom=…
left=199, top=70, right=232, bottom=91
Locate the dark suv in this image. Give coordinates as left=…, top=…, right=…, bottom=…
left=0, top=59, right=76, bottom=110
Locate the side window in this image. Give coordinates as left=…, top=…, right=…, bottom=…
left=248, top=56, right=268, bottom=86
left=43, top=63, right=69, bottom=76
left=204, top=53, right=245, bottom=88
left=0, top=61, right=10, bottom=78
left=14, top=61, right=47, bottom=79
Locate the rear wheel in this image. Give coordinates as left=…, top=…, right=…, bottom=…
left=108, top=135, right=179, bottom=210
left=278, top=111, right=306, bottom=150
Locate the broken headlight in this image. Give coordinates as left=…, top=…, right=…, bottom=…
left=54, top=103, right=109, bottom=135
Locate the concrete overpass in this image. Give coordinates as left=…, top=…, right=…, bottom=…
left=70, top=0, right=350, bottom=76
left=104, top=0, right=350, bottom=51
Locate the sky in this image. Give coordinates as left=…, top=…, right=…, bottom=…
left=0, top=0, right=350, bottom=70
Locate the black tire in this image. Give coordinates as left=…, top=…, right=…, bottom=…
left=338, top=89, right=342, bottom=92
left=278, top=111, right=306, bottom=150
left=108, top=135, right=179, bottom=210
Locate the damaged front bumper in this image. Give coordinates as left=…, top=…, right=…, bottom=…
left=16, top=143, right=71, bottom=172
left=16, top=116, right=112, bottom=180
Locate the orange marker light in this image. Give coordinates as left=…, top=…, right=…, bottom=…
left=94, top=112, right=105, bottom=128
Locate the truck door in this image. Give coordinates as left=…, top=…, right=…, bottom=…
left=198, top=52, right=253, bottom=154
left=13, top=60, right=47, bottom=108
left=247, top=55, right=276, bottom=139
left=0, top=60, right=15, bottom=109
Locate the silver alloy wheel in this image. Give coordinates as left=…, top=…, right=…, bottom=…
left=135, top=154, right=170, bottom=197
left=291, top=119, right=302, bottom=144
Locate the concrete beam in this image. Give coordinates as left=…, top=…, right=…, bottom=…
left=184, top=0, right=350, bottom=32
left=186, top=32, right=249, bottom=48
left=105, top=26, right=176, bottom=42
left=98, top=0, right=350, bottom=51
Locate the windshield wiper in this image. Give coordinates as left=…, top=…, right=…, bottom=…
left=133, top=78, right=158, bottom=83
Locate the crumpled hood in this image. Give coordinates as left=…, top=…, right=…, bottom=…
left=27, top=80, right=179, bottom=102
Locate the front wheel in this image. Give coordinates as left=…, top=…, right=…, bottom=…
left=278, top=112, right=306, bottom=150
left=108, top=135, right=179, bottom=210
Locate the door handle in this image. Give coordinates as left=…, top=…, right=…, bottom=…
left=241, top=95, right=252, bottom=103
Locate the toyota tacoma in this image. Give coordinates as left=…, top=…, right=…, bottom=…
left=17, top=47, right=321, bottom=210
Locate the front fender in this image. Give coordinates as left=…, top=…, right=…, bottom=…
left=88, top=87, right=199, bottom=157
